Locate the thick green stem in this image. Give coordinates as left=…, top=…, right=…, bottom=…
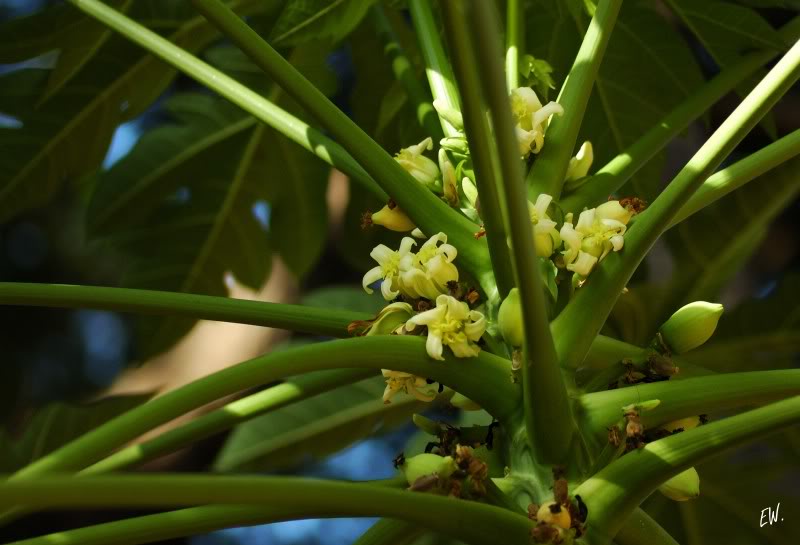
left=353, top=519, right=426, bottom=545
left=579, top=369, right=800, bottom=440
left=505, top=0, right=522, bottom=90
left=670, top=128, right=800, bottom=226
left=581, top=335, right=651, bottom=370
left=409, top=0, right=462, bottom=137
left=553, top=38, right=800, bottom=371
left=526, top=0, right=623, bottom=199
left=0, top=476, right=533, bottom=545
left=561, top=16, right=800, bottom=213
left=373, top=6, right=443, bottom=141
left=576, top=396, right=800, bottom=545
left=84, top=369, right=372, bottom=474
left=65, top=0, right=384, bottom=199
left=440, top=2, right=513, bottom=298
left=8, top=336, right=516, bottom=480
left=186, top=0, right=489, bottom=290
left=615, top=508, right=681, bottom=545
left=466, top=0, right=573, bottom=463
left=0, top=282, right=365, bottom=337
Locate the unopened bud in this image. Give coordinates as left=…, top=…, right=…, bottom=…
left=401, top=453, right=457, bottom=485
left=365, top=302, right=414, bottom=336
left=438, top=149, right=459, bottom=206
left=658, top=467, right=700, bottom=501
left=565, top=141, right=593, bottom=181
left=660, top=302, right=724, bottom=354
left=371, top=204, right=416, bottom=232
left=433, top=99, right=464, bottom=131
left=498, top=288, right=523, bottom=347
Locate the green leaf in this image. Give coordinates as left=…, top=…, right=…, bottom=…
left=527, top=1, right=705, bottom=201
left=0, top=0, right=269, bottom=223
left=214, top=376, right=427, bottom=472
left=270, top=0, right=378, bottom=46
left=0, top=395, right=149, bottom=472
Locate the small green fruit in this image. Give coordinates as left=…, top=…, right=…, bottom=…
left=498, top=288, right=523, bottom=347
left=401, top=453, right=456, bottom=485
left=658, top=467, right=700, bottom=501
left=659, top=301, right=724, bottom=354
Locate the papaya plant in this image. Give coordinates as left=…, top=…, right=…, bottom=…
left=0, top=0, right=799, bottom=544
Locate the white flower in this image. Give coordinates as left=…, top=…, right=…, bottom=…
left=399, top=233, right=459, bottom=300
left=565, top=141, right=594, bottom=181
left=405, top=294, right=486, bottom=360
left=528, top=193, right=560, bottom=258
left=510, top=87, right=564, bottom=157
left=560, top=201, right=632, bottom=277
left=382, top=369, right=437, bottom=404
left=362, top=238, right=417, bottom=300
left=395, top=137, right=440, bottom=187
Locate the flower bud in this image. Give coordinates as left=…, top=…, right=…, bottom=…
left=438, top=149, right=459, bottom=206
left=658, top=467, right=700, bottom=501
left=659, top=302, right=724, bottom=354
left=371, top=204, right=416, bottom=232
left=536, top=501, right=571, bottom=530
left=433, top=99, right=464, bottom=131
left=498, top=288, right=523, bottom=347
left=565, top=141, right=593, bottom=181
left=401, top=453, right=457, bottom=485
left=366, top=302, right=414, bottom=336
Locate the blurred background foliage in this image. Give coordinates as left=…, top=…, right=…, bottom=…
left=0, top=0, right=798, bottom=544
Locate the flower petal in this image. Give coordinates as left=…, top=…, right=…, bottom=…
left=426, top=331, right=445, bottom=360
left=362, top=266, right=383, bottom=294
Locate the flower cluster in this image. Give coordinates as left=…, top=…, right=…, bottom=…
left=362, top=232, right=458, bottom=301
left=560, top=200, right=632, bottom=277
left=405, top=294, right=486, bottom=360
left=510, top=86, right=564, bottom=157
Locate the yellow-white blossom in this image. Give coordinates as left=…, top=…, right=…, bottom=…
left=528, top=193, right=560, bottom=258
left=405, top=294, right=486, bottom=360
left=362, top=233, right=458, bottom=301
left=371, top=204, right=415, bottom=232
left=566, top=141, right=594, bottom=181
left=560, top=201, right=632, bottom=277
left=510, top=87, right=563, bottom=156
left=382, top=369, right=437, bottom=404
left=395, top=137, right=440, bottom=187
left=362, top=238, right=417, bottom=300
left=398, top=233, right=459, bottom=300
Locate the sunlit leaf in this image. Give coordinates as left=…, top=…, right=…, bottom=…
left=270, top=0, right=378, bottom=46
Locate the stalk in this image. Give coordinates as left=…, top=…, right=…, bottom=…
left=0, top=282, right=365, bottom=337
left=0, top=476, right=533, bottom=545
left=505, top=0, right=523, bottom=90
left=465, top=0, right=573, bottom=462
left=373, top=6, right=443, bottom=141
left=576, top=396, right=800, bottom=544
left=408, top=0, right=462, bottom=137
left=526, top=0, right=623, bottom=199
left=553, top=38, right=800, bottom=370
left=440, top=2, right=513, bottom=297
left=561, top=16, right=800, bottom=214
left=615, top=508, right=681, bottom=545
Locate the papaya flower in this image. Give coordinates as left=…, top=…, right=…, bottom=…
left=528, top=193, right=560, bottom=258
left=560, top=200, right=632, bottom=277
left=510, top=86, right=564, bottom=156
left=362, top=238, right=417, bottom=300
left=405, top=294, right=486, bottom=360
left=382, top=369, right=437, bottom=404
left=399, top=233, right=459, bottom=300
left=395, top=137, right=440, bottom=188
left=565, top=141, right=594, bottom=181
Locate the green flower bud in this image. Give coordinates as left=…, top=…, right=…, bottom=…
left=660, top=302, right=724, bottom=354
left=401, top=453, right=456, bottom=485
left=498, top=288, right=523, bottom=347
left=433, top=99, right=464, bottom=131
left=366, top=302, right=414, bottom=336
left=371, top=204, right=416, bottom=232
left=658, top=467, right=700, bottom=501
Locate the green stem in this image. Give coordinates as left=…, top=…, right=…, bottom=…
left=615, top=508, right=680, bottom=545
left=670, top=128, right=800, bottom=226
left=186, top=0, right=489, bottom=290
left=9, top=336, right=516, bottom=479
left=65, top=0, right=384, bottom=200
left=578, top=369, right=800, bottom=440
left=560, top=16, right=800, bottom=214
left=352, top=519, right=425, bottom=545
left=84, top=369, right=372, bottom=474
left=576, top=396, right=800, bottom=545
left=581, top=335, right=651, bottom=370
left=0, top=476, right=533, bottom=545
left=408, top=0, right=462, bottom=137
left=552, top=38, right=800, bottom=371
left=505, top=0, right=522, bottom=90
left=467, top=0, right=573, bottom=463
left=373, top=6, right=443, bottom=141
left=440, top=2, right=513, bottom=298
left=526, top=0, right=623, bottom=199
left=0, top=282, right=365, bottom=337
